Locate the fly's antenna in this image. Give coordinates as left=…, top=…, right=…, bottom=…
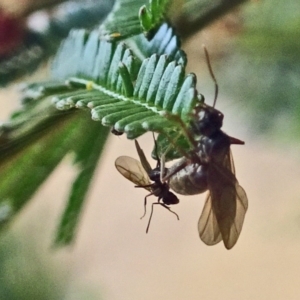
left=203, top=45, right=219, bottom=108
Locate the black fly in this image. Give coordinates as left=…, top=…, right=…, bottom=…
left=163, top=47, right=248, bottom=249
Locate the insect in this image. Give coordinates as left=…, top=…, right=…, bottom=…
left=115, top=135, right=179, bottom=233
left=163, top=47, right=248, bottom=249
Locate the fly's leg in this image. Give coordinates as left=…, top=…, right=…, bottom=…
left=162, top=157, right=189, bottom=183
left=157, top=129, right=194, bottom=183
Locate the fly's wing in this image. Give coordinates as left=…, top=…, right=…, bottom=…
left=199, top=151, right=248, bottom=249
left=226, top=149, right=236, bottom=174
left=198, top=193, right=222, bottom=245
left=115, top=156, right=152, bottom=191
left=212, top=178, right=248, bottom=249
left=134, top=140, right=152, bottom=174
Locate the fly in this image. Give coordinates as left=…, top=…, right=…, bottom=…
left=164, top=47, right=248, bottom=249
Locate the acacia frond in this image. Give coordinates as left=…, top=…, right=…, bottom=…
left=100, top=0, right=170, bottom=40
left=24, top=25, right=200, bottom=140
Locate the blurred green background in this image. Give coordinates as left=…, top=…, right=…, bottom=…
left=222, top=0, right=300, bottom=141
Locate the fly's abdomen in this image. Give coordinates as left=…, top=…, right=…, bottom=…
left=169, top=163, right=208, bottom=195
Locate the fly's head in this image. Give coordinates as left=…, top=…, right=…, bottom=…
left=191, top=104, right=224, bottom=138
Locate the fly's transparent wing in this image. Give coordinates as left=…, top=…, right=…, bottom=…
left=198, top=193, right=222, bottom=245
left=115, top=156, right=152, bottom=190
left=206, top=151, right=248, bottom=249
left=212, top=181, right=248, bottom=249
left=227, top=149, right=235, bottom=175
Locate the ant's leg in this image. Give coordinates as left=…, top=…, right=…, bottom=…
left=152, top=132, right=160, bottom=168
left=159, top=203, right=180, bottom=220
left=140, top=193, right=152, bottom=220
left=145, top=202, right=180, bottom=234
left=146, top=202, right=156, bottom=233
left=134, top=140, right=152, bottom=173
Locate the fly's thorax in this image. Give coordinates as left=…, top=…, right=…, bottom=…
left=199, top=131, right=231, bottom=164
left=169, top=162, right=208, bottom=195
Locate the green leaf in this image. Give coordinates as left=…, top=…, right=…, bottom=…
left=54, top=123, right=109, bottom=246
left=100, top=0, right=171, bottom=40
left=21, top=23, right=198, bottom=168
left=45, top=27, right=199, bottom=140
left=99, top=0, right=148, bottom=39
left=0, top=92, right=110, bottom=246
left=139, top=0, right=170, bottom=33
left=23, top=30, right=191, bottom=156
left=130, top=23, right=187, bottom=64
left=0, top=101, right=100, bottom=225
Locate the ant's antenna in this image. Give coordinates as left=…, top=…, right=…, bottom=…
left=203, top=45, right=219, bottom=108
left=152, top=132, right=160, bottom=168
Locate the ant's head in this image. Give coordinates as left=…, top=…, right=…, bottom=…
left=191, top=104, right=223, bottom=137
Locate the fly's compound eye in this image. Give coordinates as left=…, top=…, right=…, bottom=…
left=198, top=110, right=205, bottom=121
left=192, top=107, right=223, bottom=137
left=217, top=112, right=224, bottom=122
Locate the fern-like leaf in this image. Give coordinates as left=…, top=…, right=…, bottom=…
left=139, top=0, right=170, bottom=33
left=130, top=23, right=186, bottom=64
left=42, top=26, right=199, bottom=139
left=0, top=15, right=202, bottom=244
left=100, top=0, right=170, bottom=40
left=54, top=120, right=109, bottom=246
left=0, top=100, right=107, bottom=227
